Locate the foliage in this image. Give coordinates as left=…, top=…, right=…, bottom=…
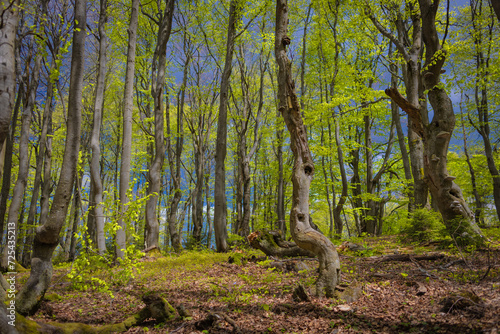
left=399, top=209, right=447, bottom=243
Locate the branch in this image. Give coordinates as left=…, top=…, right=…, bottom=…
left=385, top=87, right=424, bottom=137
left=365, top=5, right=409, bottom=61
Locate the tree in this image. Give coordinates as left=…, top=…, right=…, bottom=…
left=16, top=0, right=86, bottom=314
left=214, top=0, right=239, bottom=252
left=145, top=0, right=175, bottom=249
left=275, top=0, right=340, bottom=297
left=117, top=0, right=139, bottom=259
left=0, top=0, right=19, bottom=149
left=384, top=0, right=484, bottom=245
left=89, top=0, right=108, bottom=254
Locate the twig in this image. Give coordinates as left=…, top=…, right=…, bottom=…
left=409, top=255, right=439, bottom=279
left=170, top=323, right=187, bottom=333
left=213, top=312, right=240, bottom=333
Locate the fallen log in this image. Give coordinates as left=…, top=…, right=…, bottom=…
left=0, top=292, right=177, bottom=333
left=248, top=230, right=315, bottom=258
left=373, top=253, right=445, bottom=263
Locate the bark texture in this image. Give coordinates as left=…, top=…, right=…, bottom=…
left=248, top=230, right=315, bottom=258
left=89, top=0, right=108, bottom=254
left=1, top=39, right=42, bottom=269
left=0, top=0, right=19, bottom=148
left=214, top=0, right=239, bottom=252
left=145, top=0, right=175, bottom=249
left=117, top=0, right=139, bottom=259
left=383, top=1, right=483, bottom=246
left=16, top=0, right=86, bottom=314
left=275, top=0, right=340, bottom=297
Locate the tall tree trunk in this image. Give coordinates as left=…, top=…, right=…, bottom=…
left=68, top=178, right=82, bottom=262
left=276, top=126, right=285, bottom=235
left=117, top=0, right=139, bottom=259
left=333, top=118, right=348, bottom=235
left=386, top=0, right=483, bottom=246
left=275, top=0, right=340, bottom=297
left=166, top=52, right=187, bottom=252
left=145, top=0, right=175, bottom=249
left=469, top=1, right=500, bottom=223
left=1, top=45, right=42, bottom=270
left=0, top=77, right=21, bottom=242
left=89, top=0, right=108, bottom=254
left=390, top=60, right=413, bottom=211
left=0, top=0, right=19, bottom=150
left=16, top=0, right=86, bottom=314
left=21, top=77, right=53, bottom=267
left=368, top=3, right=429, bottom=210
left=214, top=0, right=238, bottom=252
left=460, top=107, right=484, bottom=226
left=205, top=169, right=212, bottom=249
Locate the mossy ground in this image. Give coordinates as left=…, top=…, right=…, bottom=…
left=13, top=232, right=500, bottom=333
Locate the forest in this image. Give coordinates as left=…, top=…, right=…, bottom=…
left=0, top=0, right=500, bottom=332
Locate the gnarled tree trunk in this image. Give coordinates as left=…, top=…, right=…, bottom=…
left=275, top=0, right=340, bottom=297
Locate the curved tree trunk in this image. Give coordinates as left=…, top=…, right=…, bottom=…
left=275, top=0, right=340, bottom=297
left=16, top=0, right=86, bottom=314
left=385, top=0, right=483, bottom=246
left=117, top=0, right=139, bottom=259
left=89, top=0, right=108, bottom=254
left=146, top=0, right=175, bottom=249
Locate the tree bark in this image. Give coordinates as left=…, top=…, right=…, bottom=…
left=214, top=0, right=239, bottom=252
left=248, top=230, right=315, bottom=258
left=0, top=43, right=24, bottom=244
left=386, top=0, right=484, bottom=246
left=275, top=0, right=340, bottom=297
left=146, top=0, right=175, bottom=249
left=367, top=3, right=429, bottom=210
left=89, top=0, right=108, bottom=254
left=16, top=0, right=86, bottom=314
left=117, top=0, right=139, bottom=259
left=1, top=42, right=42, bottom=269
left=469, top=1, right=500, bottom=224
left=166, top=51, right=188, bottom=252
left=0, top=0, right=19, bottom=149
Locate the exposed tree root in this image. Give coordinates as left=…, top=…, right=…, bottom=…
left=248, top=230, right=315, bottom=258
left=0, top=293, right=176, bottom=333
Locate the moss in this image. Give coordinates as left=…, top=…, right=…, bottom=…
left=15, top=261, right=28, bottom=272
left=44, top=293, right=62, bottom=302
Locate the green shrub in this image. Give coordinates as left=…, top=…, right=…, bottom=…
left=399, top=209, right=446, bottom=243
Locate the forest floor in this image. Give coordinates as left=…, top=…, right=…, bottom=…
left=17, top=231, right=500, bottom=334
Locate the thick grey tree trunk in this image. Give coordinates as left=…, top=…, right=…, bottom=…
left=145, top=0, right=175, bottom=249
left=16, top=0, right=86, bottom=314
left=0, top=37, right=22, bottom=241
left=0, top=0, right=19, bottom=149
left=275, top=0, right=340, bottom=297
left=214, top=0, right=239, bottom=252
left=384, top=0, right=483, bottom=246
left=117, top=0, right=139, bottom=259
left=89, top=0, right=108, bottom=254
left=368, top=3, right=429, bottom=210
left=1, top=44, right=42, bottom=269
